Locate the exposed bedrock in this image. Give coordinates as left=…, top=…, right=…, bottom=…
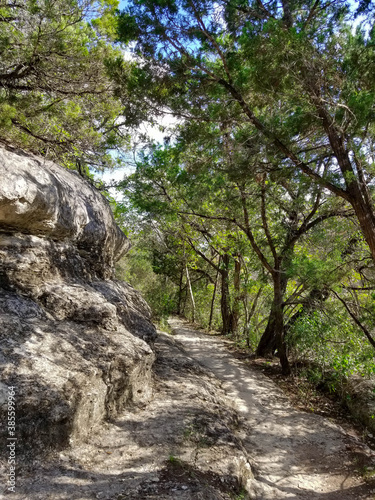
left=0, top=144, right=156, bottom=455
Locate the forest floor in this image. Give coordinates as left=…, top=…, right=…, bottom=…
left=7, top=318, right=375, bottom=499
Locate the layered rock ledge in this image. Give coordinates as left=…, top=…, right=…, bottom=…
left=0, top=144, right=156, bottom=455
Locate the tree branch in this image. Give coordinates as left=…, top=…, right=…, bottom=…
left=260, top=175, right=278, bottom=263
left=332, top=290, right=375, bottom=350
left=238, top=186, right=274, bottom=275
left=217, top=78, right=351, bottom=201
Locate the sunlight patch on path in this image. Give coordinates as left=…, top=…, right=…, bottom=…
left=169, top=318, right=372, bottom=499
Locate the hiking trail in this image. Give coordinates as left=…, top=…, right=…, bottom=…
left=9, top=318, right=375, bottom=499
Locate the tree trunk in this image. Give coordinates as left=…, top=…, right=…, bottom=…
left=256, top=312, right=278, bottom=356
left=256, top=271, right=288, bottom=357
left=209, top=258, right=220, bottom=330
left=229, top=257, right=241, bottom=338
left=256, top=270, right=291, bottom=375
left=220, top=254, right=232, bottom=334
left=350, top=190, right=375, bottom=265
left=273, top=280, right=290, bottom=376
left=176, top=265, right=184, bottom=316
left=185, top=264, right=195, bottom=323
left=314, top=94, right=375, bottom=265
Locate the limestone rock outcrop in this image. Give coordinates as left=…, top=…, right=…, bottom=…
left=0, top=144, right=156, bottom=455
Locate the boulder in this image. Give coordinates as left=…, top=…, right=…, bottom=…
left=0, top=144, right=157, bottom=456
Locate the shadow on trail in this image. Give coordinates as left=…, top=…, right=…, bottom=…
left=6, top=323, right=373, bottom=499
left=169, top=319, right=374, bottom=500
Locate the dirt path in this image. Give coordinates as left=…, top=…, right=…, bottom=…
left=5, top=319, right=375, bottom=499
left=169, top=318, right=375, bottom=499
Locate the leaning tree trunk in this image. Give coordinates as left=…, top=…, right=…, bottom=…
left=256, top=272, right=288, bottom=357
left=229, top=257, right=241, bottom=339
left=315, top=96, right=375, bottom=266
left=272, top=280, right=290, bottom=376
left=256, top=311, right=278, bottom=357
left=350, top=189, right=375, bottom=265
left=220, top=254, right=232, bottom=335
left=256, top=269, right=290, bottom=375
left=209, top=258, right=221, bottom=330
left=176, top=265, right=184, bottom=316
left=185, top=264, right=196, bottom=323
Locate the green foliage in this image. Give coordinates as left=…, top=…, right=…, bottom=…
left=116, top=242, right=179, bottom=320
left=0, top=0, right=128, bottom=171
left=167, top=454, right=182, bottom=465
left=289, top=305, right=375, bottom=390
left=113, top=0, right=375, bottom=378
left=2, top=0, right=375, bottom=383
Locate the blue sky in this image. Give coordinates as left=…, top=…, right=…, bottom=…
left=99, top=0, right=368, bottom=193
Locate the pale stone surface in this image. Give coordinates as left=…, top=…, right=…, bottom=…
left=4, top=322, right=374, bottom=499
left=5, top=331, right=255, bottom=500
left=0, top=144, right=156, bottom=459
left=0, top=145, right=129, bottom=278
